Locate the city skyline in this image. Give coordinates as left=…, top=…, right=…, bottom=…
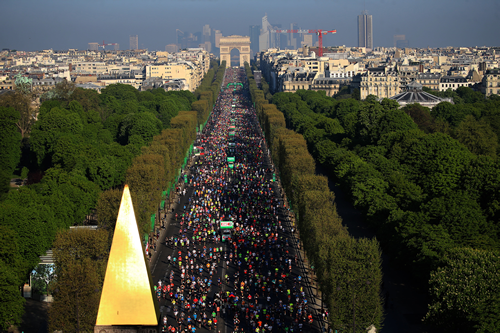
left=1, top=0, right=499, bottom=51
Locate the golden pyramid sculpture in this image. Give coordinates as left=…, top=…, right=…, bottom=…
left=96, top=185, right=159, bottom=327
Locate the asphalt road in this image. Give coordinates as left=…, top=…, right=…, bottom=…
left=150, top=68, right=324, bottom=333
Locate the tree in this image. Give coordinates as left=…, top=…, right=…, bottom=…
left=454, top=115, right=498, bottom=157
left=37, top=168, right=100, bottom=226
left=421, top=191, right=492, bottom=248
left=432, top=102, right=466, bottom=127
left=402, top=103, right=434, bottom=133
left=0, top=106, right=21, bottom=198
left=86, top=156, right=120, bottom=190
left=96, top=188, right=122, bottom=231
left=49, top=228, right=109, bottom=332
left=387, top=172, right=425, bottom=211
left=0, top=190, right=54, bottom=271
left=393, top=210, right=455, bottom=275
left=30, top=106, right=84, bottom=168
left=31, top=263, right=55, bottom=295
left=380, top=98, right=400, bottom=111
left=349, top=164, right=398, bottom=224
left=459, top=155, right=500, bottom=223
left=118, top=112, right=162, bottom=145
left=425, top=248, right=500, bottom=332
left=46, top=80, right=76, bottom=101
left=0, top=261, right=25, bottom=331
left=456, top=86, right=484, bottom=104
left=314, top=139, right=338, bottom=165
left=0, top=89, right=34, bottom=138
left=371, top=109, right=418, bottom=143
left=49, top=257, right=101, bottom=333
left=356, top=101, right=385, bottom=143
left=0, top=225, right=24, bottom=330
left=327, top=237, right=383, bottom=332
left=403, top=132, right=473, bottom=197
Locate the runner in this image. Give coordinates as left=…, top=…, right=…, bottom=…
left=157, top=67, right=317, bottom=333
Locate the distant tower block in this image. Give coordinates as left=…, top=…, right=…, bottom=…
left=130, top=35, right=139, bottom=50
left=94, top=185, right=159, bottom=332
left=88, top=42, right=99, bottom=51
left=358, top=10, right=373, bottom=49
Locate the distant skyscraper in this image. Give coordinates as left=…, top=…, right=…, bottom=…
left=270, top=23, right=282, bottom=49
left=393, top=35, right=405, bottom=47
left=394, top=35, right=409, bottom=49
left=200, top=41, right=211, bottom=53
left=203, top=24, right=211, bottom=43
left=396, top=39, right=409, bottom=49
left=214, top=30, right=222, bottom=48
left=289, top=23, right=299, bottom=49
left=249, top=25, right=260, bottom=55
left=302, top=35, right=313, bottom=47
left=259, top=14, right=272, bottom=52
left=194, top=32, right=202, bottom=47
left=88, top=42, right=99, bottom=51
left=129, top=35, right=138, bottom=50
left=357, top=11, right=373, bottom=49
left=176, top=29, right=184, bottom=46
left=114, top=43, right=119, bottom=51
left=166, top=44, right=179, bottom=53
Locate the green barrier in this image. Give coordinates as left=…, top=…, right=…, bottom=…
left=150, top=214, right=155, bottom=232
left=161, top=200, right=165, bottom=209
left=162, top=190, right=167, bottom=198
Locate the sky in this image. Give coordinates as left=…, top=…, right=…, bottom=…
left=1, top=0, right=499, bottom=52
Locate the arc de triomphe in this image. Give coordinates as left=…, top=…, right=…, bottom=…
left=219, top=35, right=251, bottom=67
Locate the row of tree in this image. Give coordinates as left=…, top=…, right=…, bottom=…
left=192, top=60, right=226, bottom=125
left=0, top=61, right=226, bottom=330
left=269, top=88, right=500, bottom=332
left=48, top=61, right=226, bottom=331
left=245, top=63, right=384, bottom=331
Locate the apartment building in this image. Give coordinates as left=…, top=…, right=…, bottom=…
left=73, top=62, right=107, bottom=75
left=145, top=62, right=198, bottom=92
left=482, top=69, right=500, bottom=96
left=416, top=73, right=441, bottom=91
left=359, top=68, right=400, bottom=100
left=440, top=76, right=472, bottom=91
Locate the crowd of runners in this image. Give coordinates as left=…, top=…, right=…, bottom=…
left=157, top=67, right=320, bottom=333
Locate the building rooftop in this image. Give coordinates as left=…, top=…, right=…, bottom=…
left=390, top=80, right=453, bottom=107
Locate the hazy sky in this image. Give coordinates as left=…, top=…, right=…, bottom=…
left=1, top=0, right=499, bottom=51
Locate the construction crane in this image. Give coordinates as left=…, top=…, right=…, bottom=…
left=270, top=29, right=336, bottom=57
left=98, top=40, right=118, bottom=49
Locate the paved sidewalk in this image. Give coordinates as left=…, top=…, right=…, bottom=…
left=148, top=158, right=196, bottom=271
